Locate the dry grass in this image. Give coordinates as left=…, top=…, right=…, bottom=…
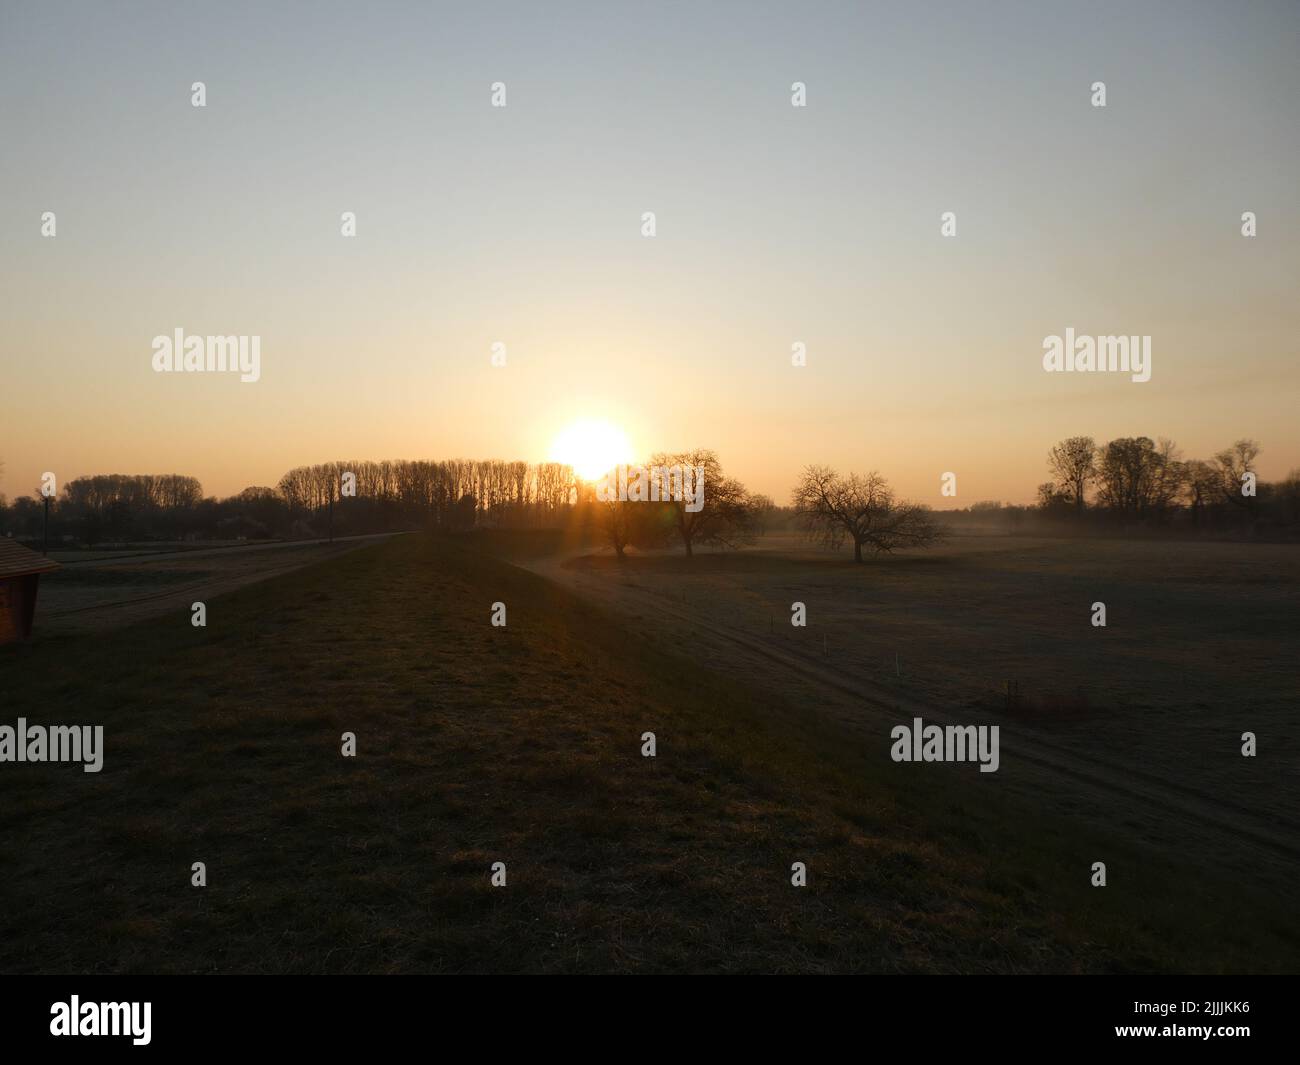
left=0, top=533, right=1293, bottom=973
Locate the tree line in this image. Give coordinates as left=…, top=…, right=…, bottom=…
left=0, top=448, right=941, bottom=565
left=3, top=435, right=1294, bottom=554
left=0, top=460, right=578, bottom=546
left=1038, top=436, right=1300, bottom=528
left=276, top=459, right=576, bottom=528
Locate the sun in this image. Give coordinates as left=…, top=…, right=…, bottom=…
left=549, top=419, right=632, bottom=481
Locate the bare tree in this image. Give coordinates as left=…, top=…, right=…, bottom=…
left=792, top=466, right=943, bottom=562
left=1047, top=436, right=1097, bottom=510
left=1214, top=438, right=1261, bottom=514
left=748, top=493, right=778, bottom=536
left=1037, top=481, right=1072, bottom=513
left=1180, top=459, right=1219, bottom=524
left=649, top=449, right=758, bottom=556
left=1095, top=436, right=1181, bottom=518
left=597, top=497, right=669, bottom=560
left=1148, top=438, right=1185, bottom=516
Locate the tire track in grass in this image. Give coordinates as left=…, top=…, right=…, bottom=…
left=522, top=552, right=1300, bottom=874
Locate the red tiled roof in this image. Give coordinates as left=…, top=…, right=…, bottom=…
left=0, top=538, right=60, bottom=579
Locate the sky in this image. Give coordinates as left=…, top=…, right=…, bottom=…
left=2, top=0, right=1298, bottom=506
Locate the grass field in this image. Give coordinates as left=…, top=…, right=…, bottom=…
left=515, top=530, right=1300, bottom=881
left=34, top=535, right=391, bottom=633
left=1, top=533, right=1295, bottom=973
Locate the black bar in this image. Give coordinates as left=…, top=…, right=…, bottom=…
left=0, top=977, right=1283, bottom=1053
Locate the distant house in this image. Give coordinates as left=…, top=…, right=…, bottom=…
left=0, top=538, right=60, bottom=645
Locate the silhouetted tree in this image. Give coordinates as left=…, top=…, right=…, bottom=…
left=1214, top=439, right=1261, bottom=516
left=1095, top=436, right=1181, bottom=518
left=1181, top=459, right=1219, bottom=524
left=597, top=496, right=670, bottom=560
left=793, top=466, right=943, bottom=562
left=1036, top=482, right=1072, bottom=514
left=1047, top=436, right=1097, bottom=510
left=649, top=449, right=759, bottom=556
